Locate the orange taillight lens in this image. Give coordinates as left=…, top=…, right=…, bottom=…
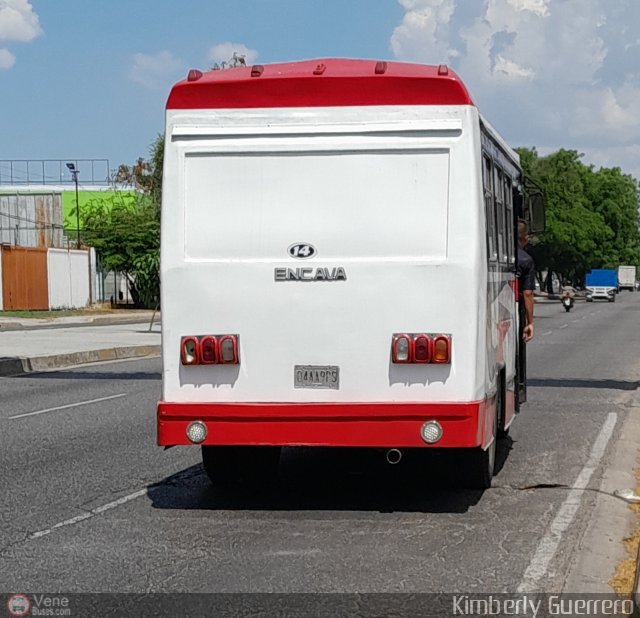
left=432, top=335, right=451, bottom=364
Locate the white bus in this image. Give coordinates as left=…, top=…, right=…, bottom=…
left=157, top=59, right=543, bottom=488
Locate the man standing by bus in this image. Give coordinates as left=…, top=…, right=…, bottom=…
left=518, top=219, right=536, bottom=342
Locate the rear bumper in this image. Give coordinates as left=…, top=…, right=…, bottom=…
left=586, top=287, right=615, bottom=299
left=157, top=401, right=489, bottom=448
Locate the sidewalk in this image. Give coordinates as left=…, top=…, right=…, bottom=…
left=0, top=317, right=161, bottom=376
left=0, top=309, right=159, bottom=331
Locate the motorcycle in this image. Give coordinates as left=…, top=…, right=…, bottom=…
left=562, top=295, right=574, bottom=312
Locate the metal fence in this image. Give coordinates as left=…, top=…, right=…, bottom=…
left=0, top=193, right=65, bottom=247
left=0, top=159, right=110, bottom=186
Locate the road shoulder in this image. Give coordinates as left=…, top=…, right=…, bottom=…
left=563, top=389, right=640, bottom=592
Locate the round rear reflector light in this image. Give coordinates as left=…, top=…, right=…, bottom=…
left=421, top=420, right=443, bottom=444
left=186, top=421, right=207, bottom=444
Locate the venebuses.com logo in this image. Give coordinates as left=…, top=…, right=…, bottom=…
left=6, top=594, right=71, bottom=616
left=7, top=594, right=30, bottom=617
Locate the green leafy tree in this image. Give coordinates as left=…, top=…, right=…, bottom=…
left=516, top=147, right=640, bottom=288
left=83, top=135, right=165, bottom=307
left=81, top=194, right=160, bottom=307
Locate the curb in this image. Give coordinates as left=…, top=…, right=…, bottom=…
left=0, top=316, right=159, bottom=331
left=0, top=345, right=161, bottom=376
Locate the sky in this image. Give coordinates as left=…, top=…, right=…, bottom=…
left=1, top=0, right=640, bottom=185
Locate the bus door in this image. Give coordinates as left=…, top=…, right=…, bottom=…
left=514, top=179, right=545, bottom=410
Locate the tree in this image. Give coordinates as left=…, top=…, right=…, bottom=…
left=516, top=147, right=640, bottom=287
left=211, top=52, right=246, bottom=71
left=81, top=194, right=160, bottom=307
left=83, top=135, right=165, bottom=307
left=113, top=134, right=164, bottom=207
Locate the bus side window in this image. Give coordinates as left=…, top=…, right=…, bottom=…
left=483, top=155, right=498, bottom=262
left=504, top=176, right=515, bottom=265
left=494, top=166, right=507, bottom=263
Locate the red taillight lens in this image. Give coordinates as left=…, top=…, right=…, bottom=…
left=199, top=336, right=218, bottom=364
left=432, top=335, right=451, bottom=364
left=413, top=334, right=431, bottom=363
left=392, top=334, right=412, bottom=363
left=181, top=337, right=199, bottom=365
left=219, top=335, right=239, bottom=364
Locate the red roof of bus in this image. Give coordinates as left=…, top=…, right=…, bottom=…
left=166, top=58, right=474, bottom=109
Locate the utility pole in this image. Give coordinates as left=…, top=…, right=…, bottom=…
left=66, top=162, right=80, bottom=248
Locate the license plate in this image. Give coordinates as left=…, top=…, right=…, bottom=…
left=294, top=365, right=340, bottom=389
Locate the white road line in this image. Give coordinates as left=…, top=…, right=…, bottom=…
left=559, top=324, right=568, bottom=329
left=517, top=412, right=618, bottom=592
left=29, top=488, right=148, bottom=539
left=9, top=393, right=127, bottom=420
left=542, top=331, right=552, bottom=336
left=571, top=319, right=580, bottom=323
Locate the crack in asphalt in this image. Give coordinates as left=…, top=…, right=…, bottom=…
left=492, top=483, right=640, bottom=506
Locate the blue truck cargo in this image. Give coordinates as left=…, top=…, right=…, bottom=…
left=585, top=269, right=617, bottom=302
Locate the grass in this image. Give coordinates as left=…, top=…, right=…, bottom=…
left=0, top=305, right=145, bottom=319
left=610, top=467, right=640, bottom=594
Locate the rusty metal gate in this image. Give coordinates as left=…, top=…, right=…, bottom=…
left=1, top=246, right=48, bottom=310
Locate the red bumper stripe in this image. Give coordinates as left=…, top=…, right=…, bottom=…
left=157, top=401, right=486, bottom=448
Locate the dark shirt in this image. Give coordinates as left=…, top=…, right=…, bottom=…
left=517, top=247, right=536, bottom=292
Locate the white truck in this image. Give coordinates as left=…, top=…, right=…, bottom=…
left=617, top=265, right=636, bottom=292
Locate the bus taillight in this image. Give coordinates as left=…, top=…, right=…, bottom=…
left=392, top=334, right=412, bottom=363
left=219, top=335, right=240, bottom=364
left=181, top=337, right=199, bottom=365
left=432, top=335, right=451, bottom=364
left=413, top=335, right=431, bottom=363
left=392, top=333, right=451, bottom=364
left=199, top=336, right=218, bottom=364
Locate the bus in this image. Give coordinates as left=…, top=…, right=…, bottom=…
left=157, top=58, right=544, bottom=489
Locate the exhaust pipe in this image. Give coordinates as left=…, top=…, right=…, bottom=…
left=386, top=448, right=403, bottom=465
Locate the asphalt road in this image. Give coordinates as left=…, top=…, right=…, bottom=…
left=1, top=293, right=639, bottom=600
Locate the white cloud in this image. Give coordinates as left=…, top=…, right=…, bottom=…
left=0, top=0, right=41, bottom=42
left=390, top=0, right=457, bottom=64
left=0, top=0, right=41, bottom=69
left=208, top=42, right=258, bottom=67
left=571, top=81, right=640, bottom=141
left=0, top=46, right=15, bottom=69
left=493, top=55, right=533, bottom=79
left=580, top=144, right=640, bottom=176
left=128, top=51, right=183, bottom=89
left=505, top=0, right=550, bottom=17
left=390, top=0, right=640, bottom=179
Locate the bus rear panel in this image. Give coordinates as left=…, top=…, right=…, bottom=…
left=158, top=59, right=520, bottom=486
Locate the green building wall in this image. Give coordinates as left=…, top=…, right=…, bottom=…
left=62, top=190, right=138, bottom=233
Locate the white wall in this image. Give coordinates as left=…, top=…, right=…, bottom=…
left=47, top=248, right=90, bottom=309
left=70, top=250, right=89, bottom=308
left=0, top=249, right=3, bottom=310
left=89, top=247, right=97, bottom=304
